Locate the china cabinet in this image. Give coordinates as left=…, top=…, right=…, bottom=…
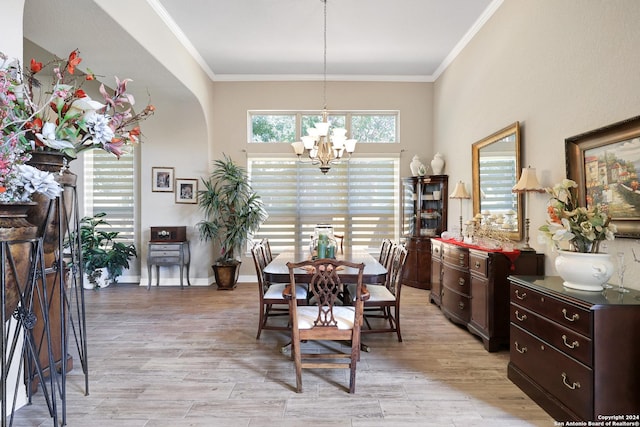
left=401, top=175, right=448, bottom=289
left=508, top=275, right=640, bottom=421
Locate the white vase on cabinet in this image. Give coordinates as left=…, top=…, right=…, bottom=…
left=410, top=155, right=424, bottom=176
left=431, top=153, right=445, bottom=175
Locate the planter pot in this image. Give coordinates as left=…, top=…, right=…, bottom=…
left=26, top=151, right=77, bottom=268
left=0, top=203, right=39, bottom=319
left=213, top=262, right=240, bottom=290
left=555, top=250, right=614, bottom=292
left=83, top=269, right=111, bottom=289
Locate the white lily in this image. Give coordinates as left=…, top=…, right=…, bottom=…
left=36, top=122, right=76, bottom=150
left=70, top=95, right=105, bottom=114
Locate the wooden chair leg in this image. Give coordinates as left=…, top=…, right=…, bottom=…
left=395, top=308, right=403, bottom=342
left=256, top=305, right=265, bottom=339
left=349, top=339, right=359, bottom=393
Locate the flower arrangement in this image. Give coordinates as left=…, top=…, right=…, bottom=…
left=23, top=49, right=155, bottom=159
left=538, top=178, right=616, bottom=253
left=1, top=54, right=61, bottom=202
left=1, top=48, right=154, bottom=204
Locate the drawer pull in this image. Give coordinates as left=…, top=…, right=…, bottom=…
left=562, top=335, right=579, bottom=349
left=515, top=311, right=527, bottom=322
left=458, top=277, right=466, bottom=286
left=562, top=308, right=580, bottom=322
left=514, top=290, right=526, bottom=300
left=474, top=261, right=481, bottom=269
left=514, top=341, right=527, bottom=354
left=561, top=372, right=581, bottom=390
left=458, top=301, right=465, bottom=310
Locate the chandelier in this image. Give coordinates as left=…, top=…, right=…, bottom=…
left=290, top=0, right=357, bottom=174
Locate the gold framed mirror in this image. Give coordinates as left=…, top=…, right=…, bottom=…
left=471, top=122, right=523, bottom=241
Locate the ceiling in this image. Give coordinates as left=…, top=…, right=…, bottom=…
left=158, top=0, right=497, bottom=81
left=22, top=0, right=499, bottom=105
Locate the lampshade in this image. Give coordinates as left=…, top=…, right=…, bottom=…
left=512, top=167, right=545, bottom=193
left=450, top=181, right=470, bottom=199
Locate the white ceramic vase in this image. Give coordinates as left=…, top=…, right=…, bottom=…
left=410, top=155, right=423, bottom=176
left=554, top=250, right=613, bottom=291
left=431, top=152, right=445, bottom=175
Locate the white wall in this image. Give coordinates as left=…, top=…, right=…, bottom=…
left=434, top=0, right=640, bottom=290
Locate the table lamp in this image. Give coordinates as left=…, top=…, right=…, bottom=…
left=512, top=166, right=545, bottom=250
left=449, top=181, right=471, bottom=239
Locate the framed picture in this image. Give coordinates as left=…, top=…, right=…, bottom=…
left=566, top=115, right=640, bottom=238
left=152, top=167, right=174, bottom=192
left=175, top=178, right=198, bottom=204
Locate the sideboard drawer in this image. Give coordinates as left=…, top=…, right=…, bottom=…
left=443, top=245, right=468, bottom=269
left=510, top=303, right=592, bottom=366
left=510, top=324, right=593, bottom=421
left=442, top=287, right=471, bottom=323
left=511, top=283, right=591, bottom=336
left=469, top=253, right=488, bottom=278
left=442, top=268, right=470, bottom=295
left=431, top=241, right=443, bottom=259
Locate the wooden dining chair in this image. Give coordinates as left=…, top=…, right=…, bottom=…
left=260, top=237, right=273, bottom=263
left=284, top=258, right=369, bottom=393
left=378, top=238, right=393, bottom=270
left=333, top=234, right=344, bottom=254
left=349, top=243, right=408, bottom=342
left=251, top=242, right=307, bottom=339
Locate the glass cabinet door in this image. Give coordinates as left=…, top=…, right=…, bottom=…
left=402, top=176, right=448, bottom=238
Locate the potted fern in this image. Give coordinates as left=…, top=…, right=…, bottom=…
left=196, top=154, right=267, bottom=290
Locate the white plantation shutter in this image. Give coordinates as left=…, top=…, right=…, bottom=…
left=248, top=157, right=399, bottom=255
left=84, top=151, right=136, bottom=244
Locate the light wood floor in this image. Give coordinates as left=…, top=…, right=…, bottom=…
left=12, top=283, right=555, bottom=427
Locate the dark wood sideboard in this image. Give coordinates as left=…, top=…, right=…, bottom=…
left=508, top=275, right=640, bottom=422
left=430, top=238, right=544, bottom=351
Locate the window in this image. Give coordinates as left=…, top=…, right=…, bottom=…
left=250, top=113, right=296, bottom=142
left=249, top=111, right=398, bottom=143
left=248, top=157, right=399, bottom=255
left=351, top=113, right=397, bottom=142
left=84, top=151, right=136, bottom=244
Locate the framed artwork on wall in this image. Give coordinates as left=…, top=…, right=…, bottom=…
left=175, top=178, right=198, bottom=204
left=566, top=115, right=640, bottom=238
left=152, top=167, right=174, bottom=192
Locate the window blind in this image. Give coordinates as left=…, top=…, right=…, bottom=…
left=84, top=151, right=136, bottom=244
left=248, top=157, right=399, bottom=255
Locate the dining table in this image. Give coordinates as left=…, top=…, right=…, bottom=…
left=263, top=249, right=388, bottom=285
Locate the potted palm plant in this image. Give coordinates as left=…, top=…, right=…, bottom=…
left=77, top=212, right=137, bottom=288
left=196, top=154, right=268, bottom=290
